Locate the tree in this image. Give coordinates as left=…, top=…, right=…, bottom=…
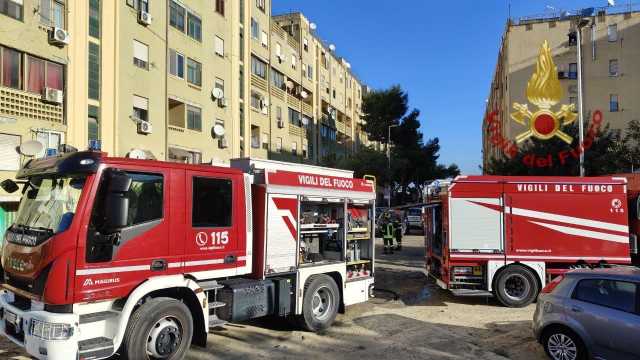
left=362, top=85, right=408, bottom=143
left=337, top=147, right=390, bottom=185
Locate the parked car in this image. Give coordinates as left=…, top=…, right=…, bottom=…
left=533, top=267, right=640, bottom=360
left=403, top=207, right=423, bottom=235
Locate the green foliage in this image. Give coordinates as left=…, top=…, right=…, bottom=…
left=362, top=85, right=408, bottom=143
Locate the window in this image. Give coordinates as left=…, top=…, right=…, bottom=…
left=215, top=36, right=224, bottom=57
left=332, top=89, right=336, bottom=99
left=321, top=124, right=336, bottom=141
left=0, top=0, right=23, bottom=20
left=133, top=40, right=149, bottom=70
left=35, top=130, right=62, bottom=158
left=609, top=59, right=619, bottom=76
left=239, top=65, right=244, bottom=99
left=276, top=137, right=282, bottom=152
left=276, top=105, right=282, bottom=120
left=88, top=42, right=100, bottom=100
left=215, top=0, right=224, bottom=16
left=169, top=0, right=185, bottom=32
left=568, top=63, right=577, bottom=79
left=307, top=64, right=313, bottom=80
left=88, top=105, right=100, bottom=143
left=215, top=78, right=224, bottom=96
left=275, top=42, right=282, bottom=58
left=573, top=279, right=637, bottom=313
left=250, top=91, right=261, bottom=109
left=125, top=173, right=164, bottom=226
left=89, top=0, right=100, bottom=38
left=0, top=133, right=20, bottom=171
left=40, top=0, right=64, bottom=29
left=289, top=107, right=302, bottom=127
left=251, top=18, right=259, bottom=39
left=129, top=0, right=149, bottom=12
left=26, top=56, right=44, bottom=94
left=187, top=12, right=202, bottom=41
left=251, top=55, right=267, bottom=79
left=256, top=0, right=265, bottom=12
left=192, top=177, right=232, bottom=227
left=292, top=141, right=297, bottom=155
left=169, top=147, right=200, bottom=164
left=608, top=24, right=618, bottom=42
left=251, top=126, right=260, bottom=148
left=169, top=49, right=184, bottom=78
left=187, top=105, right=202, bottom=131
left=262, top=133, right=269, bottom=150
left=291, top=54, right=296, bottom=69
left=1, top=47, right=21, bottom=89
left=271, top=69, right=285, bottom=90
left=610, top=94, right=619, bottom=112
left=133, top=95, right=148, bottom=122
left=303, top=37, right=309, bottom=52
left=186, top=58, right=202, bottom=87
left=261, top=31, right=268, bottom=48
left=26, top=55, right=63, bottom=93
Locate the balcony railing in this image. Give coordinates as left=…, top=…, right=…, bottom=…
left=0, top=87, right=64, bottom=124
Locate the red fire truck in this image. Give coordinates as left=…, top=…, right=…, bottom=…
left=0, top=150, right=376, bottom=359
left=424, top=175, right=635, bottom=307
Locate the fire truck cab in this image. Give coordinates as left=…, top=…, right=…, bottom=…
left=424, top=175, right=634, bottom=307
left=0, top=150, right=376, bottom=360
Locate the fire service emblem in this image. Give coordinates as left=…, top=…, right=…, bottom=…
left=511, top=40, right=577, bottom=144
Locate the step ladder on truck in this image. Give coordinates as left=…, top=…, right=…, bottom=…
left=0, top=150, right=377, bottom=359
left=423, top=175, right=636, bottom=307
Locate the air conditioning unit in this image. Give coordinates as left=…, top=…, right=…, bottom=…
left=42, top=88, right=63, bottom=104
left=137, top=120, right=153, bottom=134
left=218, top=97, right=228, bottom=108
left=218, top=137, right=229, bottom=149
left=277, top=120, right=285, bottom=128
left=48, top=27, right=69, bottom=46
left=261, top=106, right=269, bottom=115
left=138, top=11, right=152, bottom=26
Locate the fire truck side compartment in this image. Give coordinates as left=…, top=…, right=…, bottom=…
left=217, top=278, right=292, bottom=322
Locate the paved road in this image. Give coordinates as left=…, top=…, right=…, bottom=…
left=0, top=234, right=547, bottom=359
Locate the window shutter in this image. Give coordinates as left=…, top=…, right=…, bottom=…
left=133, top=95, right=148, bottom=110
left=0, top=134, right=20, bottom=171
left=261, top=31, right=268, bottom=46
left=133, top=40, right=148, bottom=62
left=215, top=36, right=224, bottom=56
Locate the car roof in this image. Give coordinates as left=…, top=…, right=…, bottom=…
left=567, top=267, right=640, bottom=281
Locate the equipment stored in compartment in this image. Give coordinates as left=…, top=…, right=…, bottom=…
left=217, top=278, right=292, bottom=322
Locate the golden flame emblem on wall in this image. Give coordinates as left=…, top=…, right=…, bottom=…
left=511, top=41, right=577, bottom=144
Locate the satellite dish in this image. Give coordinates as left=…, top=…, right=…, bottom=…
left=329, top=44, right=336, bottom=52
left=301, top=117, right=310, bottom=126
left=19, top=140, right=44, bottom=157
left=309, top=22, right=317, bottom=30
left=300, top=90, right=308, bottom=99
left=212, top=124, right=226, bottom=137
left=211, top=88, right=224, bottom=99
left=128, top=149, right=147, bottom=159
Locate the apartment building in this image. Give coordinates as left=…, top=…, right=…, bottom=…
left=482, top=6, right=640, bottom=169
left=0, top=0, right=370, bottom=237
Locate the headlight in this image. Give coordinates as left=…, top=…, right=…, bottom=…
left=30, top=319, right=74, bottom=340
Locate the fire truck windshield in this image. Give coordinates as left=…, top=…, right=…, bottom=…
left=13, top=176, right=86, bottom=236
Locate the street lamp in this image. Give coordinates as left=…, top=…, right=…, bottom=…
left=575, top=17, right=590, bottom=177
left=387, top=124, right=399, bottom=208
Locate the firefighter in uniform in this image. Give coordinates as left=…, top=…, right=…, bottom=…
left=394, top=217, right=403, bottom=251
left=382, top=218, right=395, bottom=254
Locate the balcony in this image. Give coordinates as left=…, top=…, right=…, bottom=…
left=302, top=102, right=313, bottom=116
left=287, top=94, right=300, bottom=108
left=0, top=87, right=64, bottom=124
left=289, top=124, right=305, bottom=137
left=251, top=74, right=268, bottom=92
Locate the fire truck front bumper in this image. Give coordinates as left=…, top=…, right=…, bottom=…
left=0, top=291, right=79, bottom=360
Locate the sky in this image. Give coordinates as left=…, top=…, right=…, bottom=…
left=272, top=0, right=623, bottom=174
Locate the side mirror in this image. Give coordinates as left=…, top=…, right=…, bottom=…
left=0, top=179, right=19, bottom=194
left=102, top=170, right=132, bottom=233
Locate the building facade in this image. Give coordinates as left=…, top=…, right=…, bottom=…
left=483, top=6, right=640, bottom=170
left=0, top=0, right=372, bottom=238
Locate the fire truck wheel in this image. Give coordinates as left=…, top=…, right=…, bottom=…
left=299, top=275, right=340, bottom=332
left=494, top=266, right=539, bottom=308
left=121, top=297, right=194, bottom=360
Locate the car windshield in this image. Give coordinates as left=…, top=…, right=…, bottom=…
left=14, top=176, right=86, bottom=233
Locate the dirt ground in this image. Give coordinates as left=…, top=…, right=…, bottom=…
left=0, top=234, right=548, bottom=360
